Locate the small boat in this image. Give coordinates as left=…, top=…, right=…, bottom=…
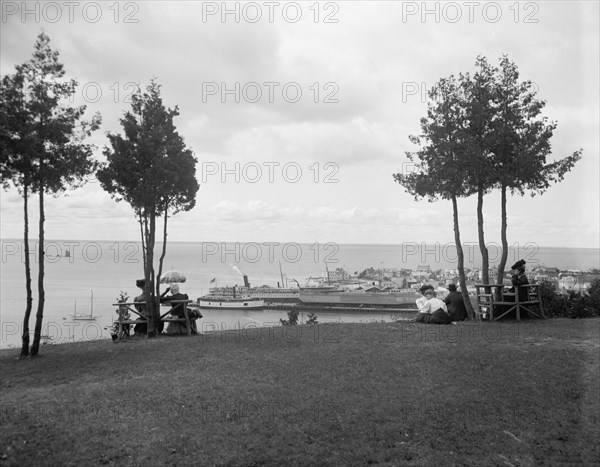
left=69, top=291, right=98, bottom=320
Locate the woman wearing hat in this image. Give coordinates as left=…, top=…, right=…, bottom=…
left=415, top=285, right=452, bottom=324
left=443, top=283, right=467, bottom=321
left=509, top=259, right=529, bottom=303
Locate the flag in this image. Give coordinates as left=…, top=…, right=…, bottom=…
left=210, top=278, right=216, bottom=284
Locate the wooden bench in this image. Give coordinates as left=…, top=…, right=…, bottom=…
left=159, top=299, right=194, bottom=336
left=112, top=300, right=195, bottom=338
left=475, top=284, right=545, bottom=321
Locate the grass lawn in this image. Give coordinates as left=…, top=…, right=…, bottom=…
left=1, top=318, right=599, bottom=466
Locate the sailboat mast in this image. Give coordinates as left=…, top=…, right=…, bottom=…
left=279, top=260, right=285, bottom=289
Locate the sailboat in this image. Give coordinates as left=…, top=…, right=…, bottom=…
left=70, top=291, right=98, bottom=321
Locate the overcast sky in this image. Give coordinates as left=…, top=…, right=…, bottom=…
left=1, top=1, right=598, bottom=249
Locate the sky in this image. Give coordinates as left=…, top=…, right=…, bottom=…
left=1, top=1, right=599, bottom=249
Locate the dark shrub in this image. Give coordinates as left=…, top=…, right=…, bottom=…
left=280, top=309, right=299, bottom=326
left=540, top=279, right=600, bottom=319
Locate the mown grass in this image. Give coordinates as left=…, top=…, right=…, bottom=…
left=1, top=319, right=599, bottom=466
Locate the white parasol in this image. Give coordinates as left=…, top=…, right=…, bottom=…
left=159, top=270, right=187, bottom=284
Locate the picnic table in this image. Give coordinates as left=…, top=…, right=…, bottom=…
left=475, top=284, right=545, bottom=321
left=112, top=299, right=195, bottom=339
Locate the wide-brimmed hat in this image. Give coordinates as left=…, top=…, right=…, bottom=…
left=511, top=259, right=526, bottom=270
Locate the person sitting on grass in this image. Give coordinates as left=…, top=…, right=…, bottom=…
left=416, top=285, right=453, bottom=325
left=444, top=283, right=468, bottom=321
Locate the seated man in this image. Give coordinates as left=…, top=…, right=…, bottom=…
left=133, top=278, right=149, bottom=335
left=134, top=279, right=165, bottom=334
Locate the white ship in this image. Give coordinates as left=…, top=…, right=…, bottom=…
left=205, top=273, right=299, bottom=306
left=198, top=295, right=265, bottom=310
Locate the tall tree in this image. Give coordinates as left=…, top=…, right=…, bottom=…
left=1, top=69, right=35, bottom=357
left=0, top=32, right=101, bottom=356
left=155, top=146, right=199, bottom=303
left=486, top=56, right=581, bottom=286
left=394, top=76, right=476, bottom=319
left=460, top=57, right=497, bottom=285
left=97, top=80, right=199, bottom=335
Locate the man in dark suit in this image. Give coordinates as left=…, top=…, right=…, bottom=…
left=444, top=283, right=468, bottom=321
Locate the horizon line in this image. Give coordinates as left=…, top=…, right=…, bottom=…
left=0, top=238, right=598, bottom=251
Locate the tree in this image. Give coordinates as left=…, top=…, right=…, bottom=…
left=460, top=58, right=497, bottom=286
left=97, top=80, right=199, bottom=335
left=0, top=32, right=101, bottom=356
left=1, top=69, right=35, bottom=357
left=485, top=56, right=581, bottom=287
left=394, top=76, right=476, bottom=319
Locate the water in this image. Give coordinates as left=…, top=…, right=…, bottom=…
left=1, top=240, right=598, bottom=349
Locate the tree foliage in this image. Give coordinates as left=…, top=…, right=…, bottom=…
left=480, top=56, right=582, bottom=284
left=395, top=55, right=581, bottom=312
left=394, top=75, right=476, bottom=319
left=0, top=32, right=101, bottom=356
left=97, top=80, right=199, bottom=334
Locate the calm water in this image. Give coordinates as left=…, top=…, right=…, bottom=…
left=1, top=240, right=598, bottom=349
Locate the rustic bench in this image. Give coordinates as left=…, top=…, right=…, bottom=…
left=475, top=284, right=545, bottom=321
left=112, top=299, right=195, bottom=338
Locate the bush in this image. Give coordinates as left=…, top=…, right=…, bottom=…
left=280, top=309, right=299, bottom=326
left=306, top=312, right=318, bottom=324
left=540, top=279, right=600, bottom=319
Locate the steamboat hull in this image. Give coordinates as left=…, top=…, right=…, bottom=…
left=198, top=297, right=265, bottom=310
left=299, top=291, right=418, bottom=308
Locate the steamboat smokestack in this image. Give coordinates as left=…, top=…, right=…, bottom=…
left=243, top=275, right=250, bottom=288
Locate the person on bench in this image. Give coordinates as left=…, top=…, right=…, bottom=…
left=160, top=283, right=200, bottom=335
left=509, top=259, right=529, bottom=303
left=133, top=279, right=149, bottom=335
left=499, top=259, right=530, bottom=319
left=133, top=279, right=165, bottom=335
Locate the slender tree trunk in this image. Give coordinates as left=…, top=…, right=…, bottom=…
left=477, top=185, right=490, bottom=286
left=20, top=182, right=33, bottom=357
left=30, top=183, right=45, bottom=356
left=142, top=212, right=152, bottom=335
left=156, top=206, right=169, bottom=301
left=452, top=195, right=475, bottom=319
left=496, top=183, right=509, bottom=301
left=143, top=210, right=158, bottom=336
left=496, top=183, right=509, bottom=283
left=139, top=214, right=147, bottom=267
